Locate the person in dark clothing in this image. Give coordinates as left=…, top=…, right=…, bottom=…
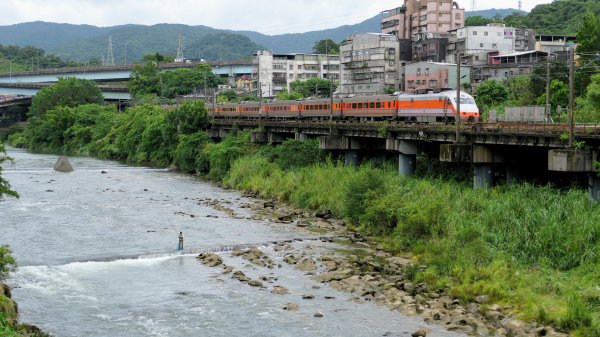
left=178, top=231, right=184, bottom=250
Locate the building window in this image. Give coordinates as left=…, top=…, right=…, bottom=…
left=480, top=43, right=483, bottom=48
left=455, top=13, right=461, bottom=19
left=417, top=68, right=421, bottom=75
left=424, top=68, right=429, bottom=75
left=429, top=79, right=438, bottom=87
left=484, top=31, right=488, bottom=36
left=289, top=65, right=293, bottom=70
left=495, top=70, right=498, bottom=76
left=492, top=43, right=498, bottom=49
left=473, top=31, right=477, bottom=36
left=298, top=65, right=302, bottom=70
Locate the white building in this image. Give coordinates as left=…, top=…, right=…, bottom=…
left=447, top=24, right=535, bottom=65
left=253, top=50, right=340, bottom=97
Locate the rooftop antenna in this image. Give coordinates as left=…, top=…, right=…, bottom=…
left=105, top=36, right=115, bottom=66
left=176, top=33, right=184, bottom=61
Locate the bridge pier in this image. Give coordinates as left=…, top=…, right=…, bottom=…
left=295, top=132, right=308, bottom=141
left=589, top=174, right=600, bottom=202
left=398, top=141, right=418, bottom=177
left=548, top=149, right=598, bottom=202
left=345, top=151, right=360, bottom=166
left=473, top=145, right=504, bottom=190
left=506, top=164, right=523, bottom=185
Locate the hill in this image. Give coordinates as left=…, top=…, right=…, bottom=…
left=0, top=16, right=380, bottom=64
left=465, top=8, right=526, bottom=18
left=505, top=0, right=600, bottom=34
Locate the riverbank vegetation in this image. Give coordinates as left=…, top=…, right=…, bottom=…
left=6, top=93, right=600, bottom=336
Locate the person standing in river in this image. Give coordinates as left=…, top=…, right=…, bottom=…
left=178, top=231, right=184, bottom=250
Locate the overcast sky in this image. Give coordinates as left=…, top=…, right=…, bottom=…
left=1, top=0, right=552, bottom=35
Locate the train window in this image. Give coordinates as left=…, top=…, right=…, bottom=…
left=319, top=105, right=323, bottom=110
left=370, top=102, right=375, bottom=109
left=352, top=103, right=357, bottom=109
left=376, top=102, right=381, bottom=108
left=358, top=103, right=363, bottom=109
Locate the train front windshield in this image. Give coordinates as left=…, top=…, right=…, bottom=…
left=454, top=97, right=476, bottom=105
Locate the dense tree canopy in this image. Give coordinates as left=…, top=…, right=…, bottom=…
left=475, top=79, right=509, bottom=109
left=290, top=77, right=337, bottom=97
left=313, top=39, right=340, bottom=55
left=129, top=63, right=223, bottom=99
left=29, top=77, right=104, bottom=118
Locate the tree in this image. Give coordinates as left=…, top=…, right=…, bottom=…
left=129, top=62, right=161, bottom=98
left=464, top=16, right=492, bottom=27
left=29, top=77, right=103, bottom=118
left=218, top=89, right=238, bottom=102
left=313, top=39, right=340, bottom=55
left=506, top=76, right=536, bottom=106
left=529, top=61, right=568, bottom=98
left=574, top=11, right=600, bottom=96
left=290, top=77, right=337, bottom=97
left=142, top=52, right=174, bottom=64
left=535, top=80, right=569, bottom=120
left=0, top=142, right=18, bottom=201
left=575, top=73, right=600, bottom=122
left=475, top=79, right=509, bottom=108
left=0, top=245, right=17, bottom=281
left=168, top=100, right=209, bottom=134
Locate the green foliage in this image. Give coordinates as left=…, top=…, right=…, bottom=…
left=576, top=73, right=600, bottom=122
left=505, top=76, right=535, bottom=106
left=536, top=80, right=570, bottom=120
left=129, top=62, right=222, bottom=99
left=269, top=139, right=326, bottom=171
left=313, top=39, right=340, bottom=55
left=290, top=77, right=337, bottom=97
left=169, top=100, right=209, bottom=134
left=506, top=0, right=600, bottom=35
left=0, top=44, right=80, bottom=74
left=128, top=62, right=161, bottom=98
left=217, top=89, right=238, bottom=102
left=0, top=143, right=18, bottom=201
left=203, top=131, right=255, bottom=180
left=475, top=79, right=509, bottom=109
left=275, top=89, right=303, bottom=101
left=28, top=78, right=103, bottom=118
left=173, top=132, right=211, bottom=173
left=142, top=52, right=173, bottom=64
left=464, top=16, right=494, bottom=27
left=0, top=246, right=16, bottom=281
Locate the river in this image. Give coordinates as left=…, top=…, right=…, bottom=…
left=1, top=148, right=462, bottom=337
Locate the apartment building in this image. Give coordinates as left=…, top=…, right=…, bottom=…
left=381, top=0, right=465, bottom=40
left=340, top=33, right=411, bottom=95
left=253, top=50, right=340, bottom=97
left=447, top=24, right=535, bottom=65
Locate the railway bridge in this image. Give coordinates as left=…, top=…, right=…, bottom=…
left=208, top=119, right=600, bottom=201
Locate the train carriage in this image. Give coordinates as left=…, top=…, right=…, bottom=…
left=342, top=95, right=398, bottom=121
left=299, top=98, right=342, bottom=120
left=265, top=100, right=301, bottom=119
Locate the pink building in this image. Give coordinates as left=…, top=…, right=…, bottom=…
left=381, top=0, right=465, bottom=39
left=404, top=61, right=470, bottom=93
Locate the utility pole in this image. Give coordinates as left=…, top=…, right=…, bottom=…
left=568, top=46, right=575, bottom=148
left=327, top=41, right=333, bottom=132
left=257, top=53, right=262, bottom=129
left=455, top=52, right=461, bottom=143
left=106, top=36, right=115, bottom=66
left=545, top=60, right=551, bottom=123
left=124, top=42, right=128, bottom=65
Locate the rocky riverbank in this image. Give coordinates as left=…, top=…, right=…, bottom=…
left=0, top=282, right=50, bottom=337
left=200, top=195, right=570, bottom=337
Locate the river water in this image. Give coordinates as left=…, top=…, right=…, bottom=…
left=1, top=148, right=462, bottom=337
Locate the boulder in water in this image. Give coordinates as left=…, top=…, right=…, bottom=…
left=53, top=156, right=73, bottom=172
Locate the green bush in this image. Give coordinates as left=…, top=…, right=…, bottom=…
left=173, top=132, right=212, bottom=173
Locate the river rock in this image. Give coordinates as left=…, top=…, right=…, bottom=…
left=283, top=303, right=298, bottom=311
left=313, top=311, right=324, bottom=318
left=295, top=258, right=317, bottom=272
left=302, top=294, right=315, bottom=300
left=197, top=253, right=223, bottom=267
left=475, top=295, right=490, bottom=304
left=248, top=280, right=263, bottom=287
left=315, top=209, right=331, bottom=219
left=271, top=286, right=289, bottom=295
left=411, top=328, right=428, bottom=337
left=53, top=156, right=74, bottom=172
left=312, top=268, right=354, bottom=283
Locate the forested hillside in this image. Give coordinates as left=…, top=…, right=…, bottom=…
left=503, top=0, right=600, bottom=34
left=0, top=44, right=80, bottom=73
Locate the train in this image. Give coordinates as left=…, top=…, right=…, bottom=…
left=208, top=90, right=479, bottom=123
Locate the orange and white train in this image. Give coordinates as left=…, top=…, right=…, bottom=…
left=209, top=91, right=479, bottom=123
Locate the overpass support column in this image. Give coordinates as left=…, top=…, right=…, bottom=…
left=345, top=151, right=360, bottom=166
left=590, top=174, right=600, bottom=202
left=473, top=145, right=503, bottom=190
left=295, top=132, right=308, bottom=141
left=548, top=149, right=598, bottom=202
left=506, top=164, right=522, bottom=185
left=398, top=141, right=418, bottom=177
